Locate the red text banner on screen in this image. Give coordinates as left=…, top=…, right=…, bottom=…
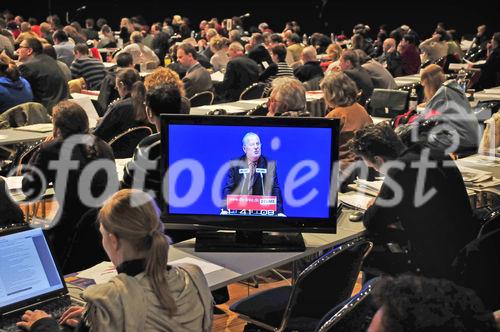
left=227, top=195, right=277, bottom=211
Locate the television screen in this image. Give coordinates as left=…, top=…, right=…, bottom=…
left=160, top=115, right=340, bottom=251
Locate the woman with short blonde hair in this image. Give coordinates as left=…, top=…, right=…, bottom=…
left=321, top=71, right=359, bottom=108
left=321, top=71, right=373, bottom=178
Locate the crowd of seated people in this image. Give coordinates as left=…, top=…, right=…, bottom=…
left=1, top=10, right=500, bottom=331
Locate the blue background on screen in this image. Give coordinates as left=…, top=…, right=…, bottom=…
left=168, top=125, right=333, bottom=218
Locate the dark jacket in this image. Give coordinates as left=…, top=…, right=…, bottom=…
left=0, top=177, right=24, bottom=228
left=453, top=228, right=500, bottom=311
left=222, top=155, right=284, bottom=214
left=96, top=67, right=119, bottom=116
left=293, top=61, right=324, bottom=82
left=22, top=134, right=115, bottom=264
left=182, top=62, right=213, bottom=98
left=122, top=133, right=161, bottom=203
left=363, top=145, right=477, bottom=278
left=344, top=67, right=374, bottom=106
left=248, top=44, right=273, bottom=69
left=476, top=48, right=500, bottom=90
left=385, top=51, right=404, bottom=77
left=152, top=32, right=171, bottom=66
left=220, top=55, right=260, bottom=102
left=93, top=96, right=149, bottom=143
left=18, top=54, right=69, bottom=113
left=0, top=76, right=34, bottom=114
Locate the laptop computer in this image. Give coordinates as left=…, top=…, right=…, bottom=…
left=0, top=226, right=72, bottom=331
left=368, top=89, right=409, bottom=118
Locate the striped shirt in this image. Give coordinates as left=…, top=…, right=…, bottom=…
left=70, top=57, right=106, bottom=90
left=260, top=62, right=294, bottom=95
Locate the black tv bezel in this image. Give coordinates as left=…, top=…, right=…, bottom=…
left=160, top=114, right=340, bottom=234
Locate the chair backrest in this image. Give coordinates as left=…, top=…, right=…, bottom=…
left=15, top=141, right=42, bottom=176
left=478, top=207, right=500, bottom=238
left=108, top=126, right=153, bottom=159
left=189, top=91, right=215, bottom=107
left=315, top=278, right=379, bottom=332
left=0, top=102, right=51, bottom=129
left=434, top=56, right=447, bottom=69
left=278, top=237, right=373, bottom=331
left=61, top=208, right=107, bottom=274
left=367, top=89, right=409, bottom=118
left=239, top=83, right=266, bottom=100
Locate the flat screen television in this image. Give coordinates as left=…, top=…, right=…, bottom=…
left=160, top=115, right=340, bottom=252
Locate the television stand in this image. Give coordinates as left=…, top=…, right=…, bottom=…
left=195, top=230, right=306, bottom=252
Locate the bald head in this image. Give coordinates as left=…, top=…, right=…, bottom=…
left=301, top=46, right=317, bottom=62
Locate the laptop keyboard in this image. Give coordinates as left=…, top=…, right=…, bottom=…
left=0, top=296, right=72, bottom=331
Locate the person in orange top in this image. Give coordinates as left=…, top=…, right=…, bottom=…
left=321, top=71, right=373, bottom=186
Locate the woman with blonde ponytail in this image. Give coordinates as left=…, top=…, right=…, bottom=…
left=17, top=189, right=213, bottom=332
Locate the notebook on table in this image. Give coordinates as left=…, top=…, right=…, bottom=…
left=0, top=226, right=72, bottom=331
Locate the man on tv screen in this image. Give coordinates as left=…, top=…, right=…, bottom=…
left=222, top=132, right=285, bottom=216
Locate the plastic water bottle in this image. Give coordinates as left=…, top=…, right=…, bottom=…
left=117, top=38, right=123, bottom=49
left=457, top=69, right=468, bottom=93
left=409, top=87, right=418, bottom=112
left=302, top=33, right=308, bottom=45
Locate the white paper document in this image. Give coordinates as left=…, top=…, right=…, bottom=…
left=77, top=261, right=117, bottom=284
left=71, top=97, right=99, bottom=128
left=339, top=192, right=373, bottom=210
left=170, top=257, right=224, bottom=275
left=210, top=71, right=224, bottom=82
left=115, top=158, right=131, bottom=181
left=3, top=176, right=23, bottom=190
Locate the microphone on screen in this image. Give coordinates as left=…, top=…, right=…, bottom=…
left=76, top=5, right=87, bottom=11
left=239, top=13, right=250, bottom=19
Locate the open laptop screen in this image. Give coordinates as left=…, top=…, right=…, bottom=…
left=0, top=227, right=65, bottom=309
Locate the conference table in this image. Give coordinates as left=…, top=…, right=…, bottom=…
left=472, top=86, right=500, bottom=103
left=190, top=91, right=327, bottom=117
left=65, top=211, right=365, bottom=295
left=394, top=74, right=421, bottom=88
left=0, top=127, right=50, bottom=146
left=168, top=213, right=365, bottom=290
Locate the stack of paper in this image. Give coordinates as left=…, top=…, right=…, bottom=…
left=462, top=155, right=500, bottom=167
left=115, top=158, right=131, bottom=181
left=355, top=179, right=383, bottom=193
left=76, top=261, right=117, bottom=284
left=338, top=192, right=373, bottom=210
left=210, top=71, right=224, bottom=82
left=3, top=176, right=23, bottom=190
